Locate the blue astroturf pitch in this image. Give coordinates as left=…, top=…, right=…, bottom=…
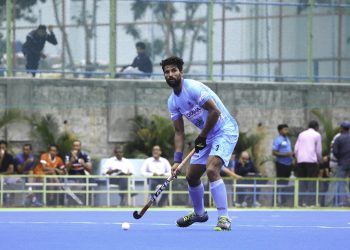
left=0, top=209, right=349, bottom=250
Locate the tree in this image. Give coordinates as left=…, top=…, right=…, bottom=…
left=0, top=0, right=47, bottom=63
left=126, top=1, right=208, bottom=72
left=71, top=0, right=99, bottom=75
left=52, top=0, right=75, bottom=71
left=311, top=109, right=340, bottom=155
left=0, top=0, right=47, bottom=24
left=26, top=114, right=77, bottom=158
left=124, top=115, right=176, bottom=159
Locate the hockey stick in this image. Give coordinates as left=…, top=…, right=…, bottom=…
left=40, top=159, right=84, bottom=206
left=61, top=182, right=84, bottom=205
left=55, top=176, right=84, bottom=206
left=133, top=149, right=195, bottom=219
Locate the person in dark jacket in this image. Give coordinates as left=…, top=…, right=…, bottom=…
left=117, top=42, right=153, bottom=78
left=22, top=25, right=58, bottom=77
left=231, top=151, right=261, bottom=207
left=332, top=120, right=350, bottom=206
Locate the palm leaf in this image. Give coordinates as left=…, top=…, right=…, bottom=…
left=0, top=109, right=22, bottom=128
left=311, top=109, right=340, bottom=155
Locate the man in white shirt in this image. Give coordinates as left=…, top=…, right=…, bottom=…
left=141, top=145, right=171, bottom=206
left=102, top=145, right=134, bottom=206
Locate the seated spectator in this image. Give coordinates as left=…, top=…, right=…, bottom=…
left=102, top=145, right=134, bottom=206
left=65, top=140, right=92, bottom=205
left=141, top=145, right=171, bottom=207
left=15, top=144, right=36, bottom=175
left=14, top=143, right=37, bottom=206
left=231, top=151, right=260, bottom=207
left=0, top=140, right=15, bottom=175
left=34, top=145, right=66, bottom=175
left=33, top=144, right=66, bottom=206
left=221, top=153, right=242, bottom=179
left=116, top=42, right=153, bottom=78
left=0, top=140, right=15, bottom=206
left=65, top=140, right=92, bottom=176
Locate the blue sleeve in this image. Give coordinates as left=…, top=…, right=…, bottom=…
left=272, top=137, right=280, bottom=151
left=187, top=81, right=211, bottom=107
left=46, top=32, right=58, bottom=45
left=168, top=97, right=182, bottom=121
left=82, top=152, right=91, bottom=163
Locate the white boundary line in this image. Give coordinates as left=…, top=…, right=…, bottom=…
left=0, top=221, right=349, bottom=229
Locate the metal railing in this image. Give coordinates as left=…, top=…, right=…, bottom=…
left=0, top=175, right=349, bottom=208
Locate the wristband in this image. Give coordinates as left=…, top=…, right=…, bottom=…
left=174, top=152, right=183, bottom=163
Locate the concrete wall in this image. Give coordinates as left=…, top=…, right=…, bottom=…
left=0, top=78, right=349, bottom=175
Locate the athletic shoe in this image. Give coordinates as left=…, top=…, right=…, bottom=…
left=176, top=211, right=208, bottom=227
left=214, top=216, right=231, bottom=231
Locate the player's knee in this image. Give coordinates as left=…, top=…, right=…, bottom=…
left=186, top=175, right=201, bottom=187
left=206, top=166, right=220, bottom=181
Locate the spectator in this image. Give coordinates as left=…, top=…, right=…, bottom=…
left=231, top=151, right=260, bottom=207
left=272, top=124, right=294, bottom=206
left=0, top=140, right=15, bottom=206
left=65, top=140, right=92, bottom=176
left=117, top=42, right=153, bottom=78
left=102, top=145, right=134, bottom=206
left=33, top=145, right=66, bottom=206
left=0, top=140, right=15, bottom=175
left=332, top=120, right=350, bottom=206
left=324, top=133, right=346, bottom=206
left=14, top=143, right=36, bottom=206
left=220, top=153, right=242, bottom=179
left=22, top=25, right=58, bottom=77
left=141, top=145, right=171, bottom=207
left=15, top=144, right=36, bottom=175
left=65, top=140, right=92, bottom=205
left=294, top=120, right=322, bottom=207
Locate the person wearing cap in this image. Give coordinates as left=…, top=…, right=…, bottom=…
left=332, top=120, right=350, bottom=206
left=22, top=25, right=58, bottom=77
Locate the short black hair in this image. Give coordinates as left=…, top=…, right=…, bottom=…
left=160, top=56, right=184, bottom=72
left=277, top=124, right=288, bottom=131
left=38, top=25, right=47, bottom=30
left=49, top=144, right=58, bottom=150
left=0, top=140, right=7, bottom=146
left=114, top=145, right=123, bottom=152
left=136, top=42, right=146, bottom=50
left=23, top=143, right=32, bottom=150
left=308, top=120, right=319, bottom=130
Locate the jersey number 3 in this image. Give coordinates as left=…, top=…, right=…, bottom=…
left=215, top=145, right=220, bottom=151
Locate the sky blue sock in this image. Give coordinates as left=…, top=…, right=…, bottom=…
left=188, top=183, right=205, bottom=216
left=210, top=179, right=228, bottom=217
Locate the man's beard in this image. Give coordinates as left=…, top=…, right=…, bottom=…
left=166, top=77, right=181, bottom=88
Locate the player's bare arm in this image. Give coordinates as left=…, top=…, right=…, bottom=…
left=172, top=117, right=185, bottom=176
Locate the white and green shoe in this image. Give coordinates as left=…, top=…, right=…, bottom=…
left=214, top=216, right=231, bottom=231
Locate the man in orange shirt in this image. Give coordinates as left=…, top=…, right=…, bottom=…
left=33, top=145, right=66, bottom=206
left=34, top=145, right=65, bottom=175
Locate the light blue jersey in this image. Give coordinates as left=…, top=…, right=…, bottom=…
left=168, top=79, right=238, bottom=140
left=168, top=79, right=239, bottom=166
